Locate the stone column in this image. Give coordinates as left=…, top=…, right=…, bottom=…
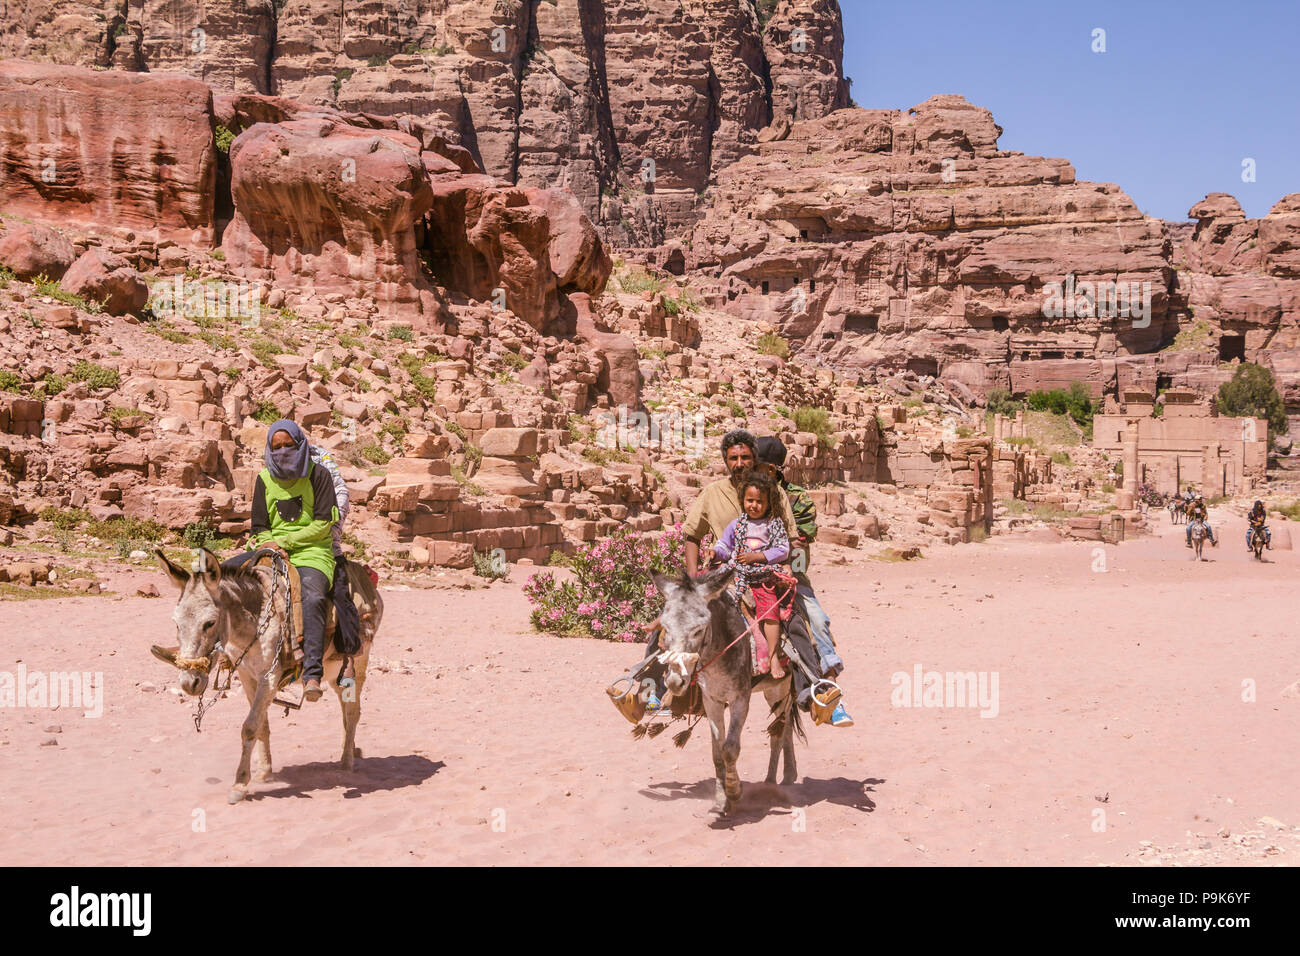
left=1014, top=409, right=1025, bottom=438
left=1202, top=443, right=1221, bottom=497
left=1117, top=417, right=1140, bottom=510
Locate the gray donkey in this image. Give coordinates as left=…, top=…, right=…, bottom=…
left=652, top=566, right=801, bottom=817
left=157, top=548, right=382, bottom=804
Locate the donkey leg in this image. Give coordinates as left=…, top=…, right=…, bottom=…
left=238, top=668, right=273, bottom=782
left=334, top=662, right=365, bottom=771
left=703, top=695, right=729, bottom=816
left=763, top=684, right=784, bottom=785
left=781, top=692, right=798, bottom=786
left=722, top=692, right=751, bottom=812
left=230, top=679, right=274, bottom=804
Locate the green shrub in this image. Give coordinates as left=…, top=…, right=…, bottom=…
left=1216, top=363, right=1287, bottom=438
left=985, top=388, right=1022, bottom=417
left=34, top=273, right=102, bottom=312
left=756, top=332, right=790, bottom=359
left=473, top=549, right=510, bottom=580
left=40, top=507, right=91, bottom=530
left=361, top=442, right=391, bottom=465
left=616, top=267, right=668, bottom=295
left=503, top=351, right=529, bottom=370
left=250, top=339, right=283, bottom=367
left=1051, top=451, right=1072, bottom=465
left=251, top=400, right=280, bottom=424
left=214, top=124, right=236, bottom=153
left=0, top=370, right=22, bottom=393
left=71, top=360, right=120, bottom=390
left=1024, top=383, right=1093, bottom=428
left=792, top=406, right=834, bottom=449
left=1270, top=500, right=1300, bottom=522
left=181, top=520, right=223, bottom=551
left=341, top=530, right=369, bottom=560
left=387, top=324, right=413, bottom=341
left=662, top=290, right=699, bottom=316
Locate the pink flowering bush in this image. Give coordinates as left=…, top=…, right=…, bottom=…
left=524, top=524, right=686, bottom=641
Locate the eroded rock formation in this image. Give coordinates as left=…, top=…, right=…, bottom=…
left=0, top=1, right=851, bottom=236
left=682, top=96, right=1177, bottom=400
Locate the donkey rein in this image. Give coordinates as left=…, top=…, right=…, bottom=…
left=192, top=552, right=292, bottom=732
left=692, top=580, right=796, bottom=682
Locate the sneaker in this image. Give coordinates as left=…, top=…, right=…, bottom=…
left=830, top=702, right=854, bottom=728
left=303, top=678, right=323, bottom=702
left=645, top=692, right=664, bottom=711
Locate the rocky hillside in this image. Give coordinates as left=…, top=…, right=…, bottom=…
left=0, top=0, right=850, bottom=244
left=664, top=95, right=1300, bottom=424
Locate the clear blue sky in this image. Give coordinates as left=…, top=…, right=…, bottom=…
left=841, top=0, right=1300, bottom=221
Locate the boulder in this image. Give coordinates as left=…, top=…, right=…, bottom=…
left=571, top=292, right=641, bottom=410
left=0, top=221, right=77, bottom=280
left=60, top=249, right=149, bottom=316
left=223, top=117, right=434, bottom=316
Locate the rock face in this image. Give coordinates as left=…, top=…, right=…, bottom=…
left=0, top=1, right=851, bottom=236
left=0, top=61, right=217, bottom=246
left=683, top=96, right=1174, bottom=400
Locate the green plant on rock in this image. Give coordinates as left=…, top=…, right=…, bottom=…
left=793, top=406, right=834, bottom=449
left=71, top=360, right=120, bottom=390
left=756, top=332, right=789, bottom=359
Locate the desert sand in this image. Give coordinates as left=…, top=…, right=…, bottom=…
left=2, top=507, right=1298, bottom=866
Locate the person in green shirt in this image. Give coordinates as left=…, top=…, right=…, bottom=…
left=231, top=418, right=340, bottom=701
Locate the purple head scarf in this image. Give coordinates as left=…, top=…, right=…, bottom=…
left=265, top=419, right=310, bottom=480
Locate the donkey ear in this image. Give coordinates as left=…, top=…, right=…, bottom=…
left=195, top=548, right=223, bottom=584
left=651, top=573, right=675, bottom=598
left=697, top=566, right=734, bottom=602
left=156, top=549, right=190, bottom=589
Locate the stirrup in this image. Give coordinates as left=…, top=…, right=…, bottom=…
left=809, top=680, right=843, bottom=725
left=606, top=677, right=647, bottom=725
left=277, top=662, right=302, bottom=692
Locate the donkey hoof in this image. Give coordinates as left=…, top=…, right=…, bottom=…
left=764, top=774, right=777, bottom=785
left=781, top=773, right=797, bottom=786
left=253, top=769, right=273, bottom=783
left=353, top=746, right=362, bottom=758
left=227, top=788, right=247, bottom=805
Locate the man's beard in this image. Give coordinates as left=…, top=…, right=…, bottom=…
left=730, top=465, right=747, bottom=482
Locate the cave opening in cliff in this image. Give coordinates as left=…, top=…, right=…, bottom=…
left=907, top=358, right=939, bottom=377
left=992, top=317, right=1009, bottom=332
left=845, top=313, right=878, bottom=333
left=1219, top=334, right=1246, bottom=362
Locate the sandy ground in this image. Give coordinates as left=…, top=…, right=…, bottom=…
left=2, top=506, right=1299, bottom=866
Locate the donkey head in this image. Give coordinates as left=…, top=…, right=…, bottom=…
left=651, top=566, right=734, bottom=696
left=156, top=548, right=232, bottom=697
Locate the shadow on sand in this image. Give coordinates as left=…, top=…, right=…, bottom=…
left=247, top=754, right=445, bottom=801
left=640, top=775, right=883, bottom=828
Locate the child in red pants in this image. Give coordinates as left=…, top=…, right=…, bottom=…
left=713, top=470, right=793, bottom=678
